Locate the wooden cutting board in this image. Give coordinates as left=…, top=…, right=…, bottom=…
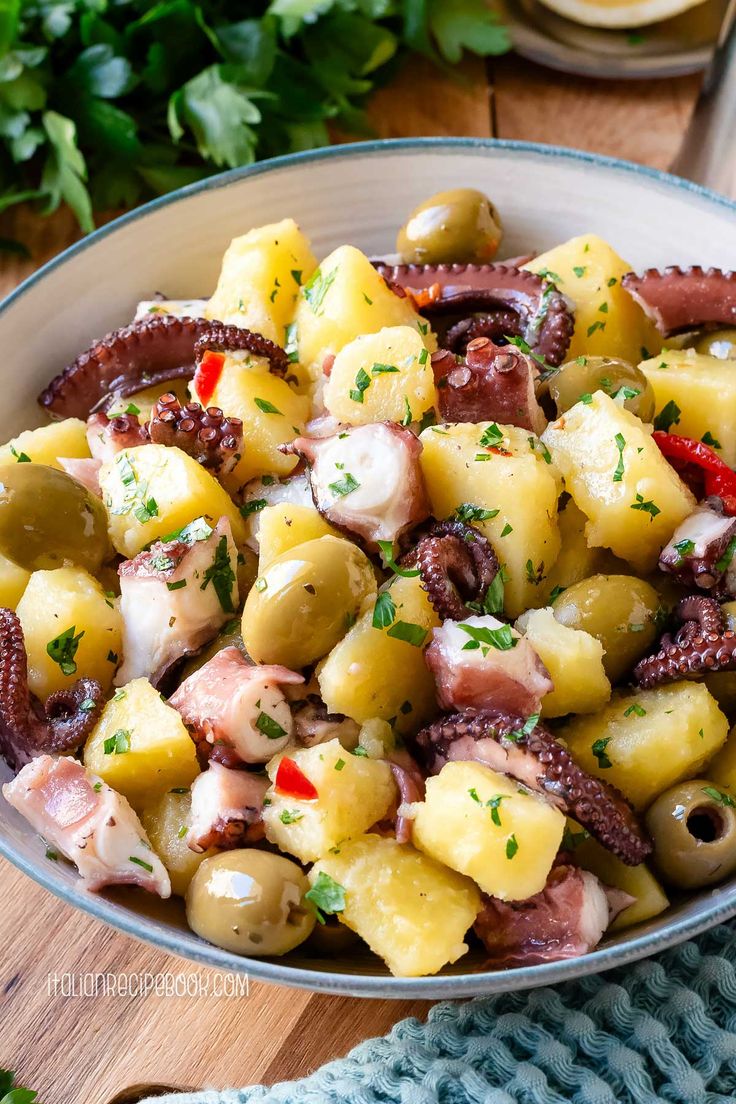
left=0, top=53, right=700, bottom=1104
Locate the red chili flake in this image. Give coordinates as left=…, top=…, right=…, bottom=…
left=275, top=756, right=318, bottom=801
left=193, top=350, right=225, bottom=407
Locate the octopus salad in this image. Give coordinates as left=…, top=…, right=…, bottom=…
left=3, top=188, right=736, bottom=977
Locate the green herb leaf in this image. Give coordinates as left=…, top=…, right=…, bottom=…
left=254, top=397, right=282, bottom=415
left=653, top=400, right=681, bottom=432
left=304, top=870, right=346, bottom=924
left=240, top=498, right=268, bottom=517
left=459, top=622, right=516, bottom=653
left=279, top=809, right=303, bottom=824
left=328, top=472, right=359, bottom=498
left=200, top=535, right=236, bottom=613
left=372, top=590, right=396, bottom=630
left=631, top=493, right=661, bottom=520
left=613, top=432, right=626, bottom=482
left=505, top=834, right=518, bottom=860
left=702, top=786, right=736, bottom=807
left=377, top=539, right=420, bottom=577
left=386, top=620, right=427, bottom=647
left=46, top=624, right=84, bottom=676
left=104, top=729, right=131, bottom=756
left=454, top=502, right=499, bottom=523
left=591, top=737, right=613, bottom=769
left=256, top=711, right=287, bottom=741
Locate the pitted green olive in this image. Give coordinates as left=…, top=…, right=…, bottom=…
left=545, top=356, right=655, bottom=422
left=552, top=574, right=660, bottom=682
left=0, top=463, right=112, bottom=573
left=186, top=849, right=316, bottom=956
left=396, top=188, right=503, bottom=266
left=693, top=328, right=736, bottom=359
left=241, top=536, right=376, bottom=668
left=645, top=779, right=736, bottom=890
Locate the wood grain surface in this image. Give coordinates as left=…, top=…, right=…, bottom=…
left=0, top=51, right=700, bottom=1104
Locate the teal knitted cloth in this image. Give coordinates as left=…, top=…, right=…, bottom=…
left=143, top=924, right=736, bottom=1104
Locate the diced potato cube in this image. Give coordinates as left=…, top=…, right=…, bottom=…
left=640, top=349, right=736, bottom=466
left=0, top=418, right=90, bottom=469
left=525, top=235, right=661, bottom=364
left=99, top=444, right=246, bottom=558
left=515, top=606, right=610, bottom=717
left=141, top=789, right=215, bottom=897
left=256, top=503, right=338, bottom=571
left=310, top=834, right=480, bottom=977
left=536, top=500, right=626, bottom=606
left=192, top=358, right=310, bottom=491
left=705, top=723, right=736, bottom=795
left=16, top=566, right=122, bottom=699
left=411, top=761, right=564, bottom=900
left=84, top=677, right=199, bottom=809
left=296, top=245, right=434, bottom=381
left=317, top=573, right=440, bottom=734
left=542, top=392, right=695, bottom=572
left=0, top=552, right=30, bottom=609
left=206, top=218, right=317, bottom=344
left=559, top=682, right=729, bottom=810
left=419, top=421, right=562, bottom=617
left=571, top=827, right=669, bottom=932
left=324, top=326, right=436, bottom=426
left=263, top=739, right=396, bottom=863
left=106, top=380, right=190, bottom=423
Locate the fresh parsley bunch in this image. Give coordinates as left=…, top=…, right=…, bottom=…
left=0, top=1, right=509, bottom=237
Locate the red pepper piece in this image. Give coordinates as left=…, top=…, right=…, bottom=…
left=193, top=349, right=225, bottom=408
left=274, top=756, right=319, bottom=801
left=653, top=431, right=736, bottom=516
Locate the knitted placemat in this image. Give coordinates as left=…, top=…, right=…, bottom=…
left=142, top=923, right=736, bottom=1104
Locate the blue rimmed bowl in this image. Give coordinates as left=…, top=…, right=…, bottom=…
left=2, top=138, right=736, bottom=997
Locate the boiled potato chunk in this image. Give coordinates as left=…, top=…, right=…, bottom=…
left=141, top=789, right=214, bottom=897
left=256, top=503, right=338, bottom=570
left=525, top=235, right=661, bottom=364
left=0, top=418, right=90, bottom=469
left=537, top=499, right=625, bottom=605
left=542, top=392, right=695, bottom=572
left=515, top=606, right=610, bottom=717
left=324, top=326, right=436, bottom=426
left=100, top=444, right=246, bottom=558
left=704, top=723, right=736, bottom=795
left=419, top=422, right=561, bottom=617
left=84, top=678, right=199, bottom=809
left=206, top=218, right=317, bottom=344
left=263, top=739, right=396, bottom=863
left=317, top=573, right=440, bottom=734
left=640, top=349, right=736, bottom=465
left=412, top=761, right=565, bottom=900
left=295, top=245, right=434, bottom=381
left=572, top=830, right=669, bottom=932
left=16, top=566, right=122, bottom=699
left=0, top=551, right=29, bottom=609
left=193, top=359, right=309, bottom=491
left=310, top=834, right=480, bottom=977
left=560, top=682, right=728, bottom=810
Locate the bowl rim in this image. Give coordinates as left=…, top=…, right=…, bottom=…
left=2, top=135, right=736, bottom=998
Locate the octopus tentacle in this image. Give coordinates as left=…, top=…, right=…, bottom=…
left=635, top=595, right=736, bottom=688
left=411, top=708, right=650, bottom=865
left=373, top=262, right=574, bottom=366
left=0, top=609, right=103, bottom=771
left=431, top=336, right=546, bottom=430
left=445, top=311, right=519, bottom=352
left=193, top=321, right=288, bottom=378
left=149, top=394, right=243, bottom=474
left=413, top=519, right=499, bottom=620
left=621, top=266, right=736, bottom=336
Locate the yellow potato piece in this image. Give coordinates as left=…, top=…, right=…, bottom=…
left=515, top=606, right=610, bottom=717
left=310, top=834, right=480, bottom=977
left=324, top=325, right=436, bottom=426
left=705, top=723, right=736, bottom=795
left=412, top=761, right=565, bottom=900
left=206, top=218, right=317, bottom=344
left=525, top=234, right=661, bottom=364
left=560, top=682, right=729, bottom=810
left=571, top=828, right=669, bottom=932
left=256, top=503, right=338, bottom=570
left=419, top=421, right=562, bottom=617
left=16, top=566, right=122, bottom=699
left=640, top=349, right=736, bottom=466
left=542, top=391, right=695, bottom=572
left=99, top=444, right=246, bottom=558
left=0, top=418, right=90, bottom=469
left=0, top=551, right=30, bottom=609
left=84, top=677, right=199, bottom=810
left=141, top=789, right=215, bottom=897
left=263, top=739, right=396, bottom=863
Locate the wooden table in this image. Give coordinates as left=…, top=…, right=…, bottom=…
left=0, top=53, right=702, bottom=1104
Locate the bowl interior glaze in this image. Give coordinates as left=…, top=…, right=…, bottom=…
left=2, top=138, right=736, bottom=997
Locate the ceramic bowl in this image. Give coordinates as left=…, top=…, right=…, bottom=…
left=2, top=138, right=736, bottom=997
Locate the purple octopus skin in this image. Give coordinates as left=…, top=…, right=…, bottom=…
left=373, top=262, right=574, bottom=366
left=659, top=499, right=736, bottom=595
left=410, top=708, right=651, bottom=865
left=635, top=594, right=736, bottom=689
left=40, top=316, right=288, bottom=420
left=149, top=393, right=244, bottom=474
left=621, top=266, right=736, bottom=336
left=87, top=411, right=150, bottom=463
left=193, top=321, right=288, bottom=378
left=0, top=608, right=104, bottom=772
left=411, top=518, right=500, bottom=621
left=431, top=336, right=546, bottom=432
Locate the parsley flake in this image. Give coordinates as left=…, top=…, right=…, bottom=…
left=305, top=871, right=346, bottom=924
left=46, top=625, right=84, bottom=676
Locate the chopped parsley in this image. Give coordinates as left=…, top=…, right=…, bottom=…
left=303, top=266, right=336, bottom=314
left=9, top=445, right=30, bottom=462
left=624, top=703, right=646, bottom=717
left=291, top=269, right=303, bottom=286
left=562, top=826, right=590, bottom=850
left=673, top=538, right=695, bottom=563
left=200, top=535, right=236, bottom=613
left=349, top=367, right=371, bottom=403
left=160, top=517, right=213, bottom=545
left=468, top=788, right=507, bottom=827
left=328, top=472, right=360, bottom=498
left=476, top=567, right=506, bottom=616
left=702, top=786, right=736, bottom=808
left=702, top=431, right=722, bottom=449
left=400, top=396, right=412, bottom=426
left=129, top=856, right=154, bottom=873
left=507, top=713, right=540, bottom=742
left=525, top=559, right=544, bottom=585
left=279, top=809, right=303, bottom=824
left=104, top=729, right=131, bottom=755
left=372, top=591, right=397, bottom=630
left=459, top=622, right=516, bottom=654
left=591, top=737, right=613, bottom=769
left=572, top=265, right=586, bottom=277
left=613, top=433, right=626, bottom=482
left=305, top=870, right=346, bottom=924
left=587, top=320, right=606, bottom=337
left=386, top=621, right=427, bottom=647
left=46, top=625, right=84, bottom=676
left=254, top=397, right=283, bottom=415
left=479, top=423, right=504, bottom=447
left=548, top=585, right=567, bottom=603
left=256, top=712, right=287, bottom=741
left=716, top=536, right=736, bottom=573
left=112, top=453, right=158, bottom=525
left=79, top=697, right=97, bottom=713
left=371, top=362, right=399, bottom=375
left=334, top=759, right=346, bottom=771
left=653, top=400, right=681, bottom=432
left=500, top=522, right=513, bottom=537
left=505, top=834, right=519, bottom=860
left=167, top=579, right=187, bottom=591
left=454, top=503, right=499, bottom=523
left=631, top=494, right=661, bottom=520
left=377, top=539, right=420, bottom=578
left=284, top=321, right=299, bottom=363
left=240, top=498, right=268, bottom=517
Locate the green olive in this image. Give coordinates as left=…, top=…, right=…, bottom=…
left=241, top=536, right=376, bottom=669
left=396, top=188, right=503, bottom=265
left=179, top=618, right=249, bottom=681
left=645, top=779, right=736, bottom=889
left=693, top=328, right=736, bottom=360
left=552, top=574, right=661, bottom=683
left=186, top=849, right=316, bottom=956
left=544, top=356, right=655, bottom=422
left=0, top=463, right=112, bottom=573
